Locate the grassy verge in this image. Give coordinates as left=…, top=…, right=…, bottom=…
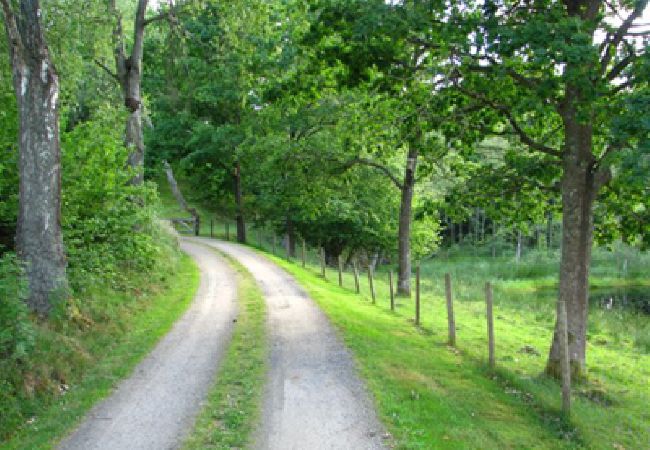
left=262, top=251, right=649, bottom=450
left=1, top=253, right=199, bottom=450
left=183, top=248, right=267, bottom=450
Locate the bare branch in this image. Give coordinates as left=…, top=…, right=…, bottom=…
left=94, top=58, right=119, bottom=81
left=606, top=53, right=636, bottom=81
left=600, top=0, right=648, bottom=75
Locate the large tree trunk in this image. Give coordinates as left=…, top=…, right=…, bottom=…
left=397, top=145, right=418, bottom=296
left=546, top=110, right=600, bottom=380
left=234, top=162, right=246, bottom=243
left=2, top=0, right=67, bottom=314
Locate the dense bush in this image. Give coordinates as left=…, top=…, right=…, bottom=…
left=61, top=106, right=172, bottom=287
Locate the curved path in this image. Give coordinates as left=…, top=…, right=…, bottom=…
left=195, top=238, right=386, bottom=450
left=58, top=240, right=238, bottom=450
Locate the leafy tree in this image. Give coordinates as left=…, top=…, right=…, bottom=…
left=424, top=0, right=650, bottom=378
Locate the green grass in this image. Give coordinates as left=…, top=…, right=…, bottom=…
left=259, top=250, right=650, bottom=450
left=1, top=253, right=200, bottom=450
left=183, top=247, right=267, bottom=450
left=154, top=179, right=649, bottom=448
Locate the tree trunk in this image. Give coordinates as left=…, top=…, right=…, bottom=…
left=450, top=218, right=456, bottom=243
left=397, top=145, right=418, bottom=296
left=546, top=208, right=553, bottom=252
left=546, top=110, right=601, bottom=380
left=163, top=161, right=199, bottom=235
left=285, top=217, right=296, bottom=257
left=515, top=229, right=522, bottom=263
left=111, top=0, right=148, bottom=185
left=234, top=162, right=246, bottom=243
left=2, top=0, right=67, bottom=314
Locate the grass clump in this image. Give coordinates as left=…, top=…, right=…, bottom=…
left=183, top=248, right=267, bottom=450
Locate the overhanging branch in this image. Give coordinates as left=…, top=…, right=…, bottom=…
left=457, top=86, right=562, bottom=158
left=339, top=158, right=404, bottom=190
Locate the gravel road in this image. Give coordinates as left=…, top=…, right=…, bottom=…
left=195, top=238, right=387, bottom=450
left=57, top=240, right=238, bottom=450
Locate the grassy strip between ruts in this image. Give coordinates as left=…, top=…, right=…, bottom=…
left=262, top=252, right=608, bottom=450
left=183, top=247, right=267, bottom=450
left=1, top=253, right=200, bottom=450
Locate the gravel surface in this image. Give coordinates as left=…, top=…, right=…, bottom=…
left=195, top=238, right=387, bottom=450
left=57, top=240, right=238, bottom=450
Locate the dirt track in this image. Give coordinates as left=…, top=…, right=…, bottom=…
left=196, top=238, right=386, bottom=450
left=57, top=240, right=237, bottom=450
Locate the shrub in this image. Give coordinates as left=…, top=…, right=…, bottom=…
left=0, top=254, right=34, bottom=434
left=0, top=254, right=33, bottom=364
left=61, top=106, right=174, bottom=287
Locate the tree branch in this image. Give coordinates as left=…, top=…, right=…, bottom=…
left=93, top=58, right=119, bottom=81
left=608, top=78, right=636, bottom=95
left=600, top=0, right=648, bottom=75
left=108, top=0, right=127, bottom=83
left=605, top=53, right=636, bottom=81
left=144, top=0, right=184, bottom=27
left=131, top=0, right=148, bottom=73
left=457, top=86, right=562, bottom=158
left=143, top=11, right=168, bottom=26
left=339, top=158, right=404, bottom=190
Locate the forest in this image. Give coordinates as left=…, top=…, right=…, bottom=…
left=1, top=0, right=649, bottom=449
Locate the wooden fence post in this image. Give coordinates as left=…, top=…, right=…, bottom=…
left=368, top=267, right=376, bottom=303
left=485, top=282, right=495, bottom=369
left=353, top=261, right=360, bottom=294
left=415, top=265, right=421, bottom=325
left=445, top=273, right=456, bottom=346
left=389, top=271, right=395, bottom=311
left=210, top=219, right=213, bottom=238
left=338, top=256, right=343, bottom=287
left=225, top=222, right=230, bottom=241
left=558, top=295, right=572, bottom=416
left=320, top=248, right=326, bottom=279
left=301, top=239, right=306, bottom=268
